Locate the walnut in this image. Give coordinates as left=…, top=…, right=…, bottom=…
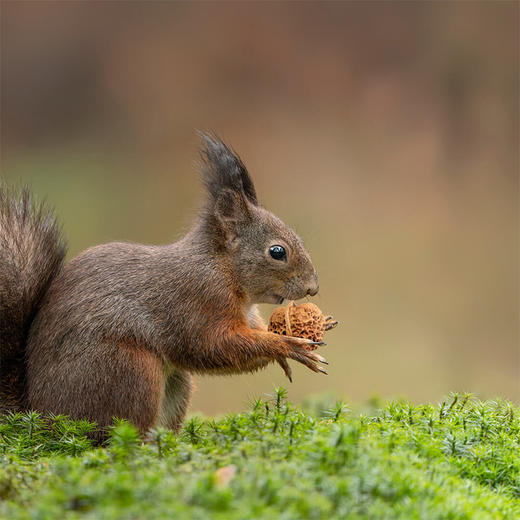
left=268, top=302, right=338, bottom=343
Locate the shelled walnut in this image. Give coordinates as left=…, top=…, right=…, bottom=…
left=268, top=301, right=338, bottom=344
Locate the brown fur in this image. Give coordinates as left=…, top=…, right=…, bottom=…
left=1, top=134, right=323, bottom=437
left=0, top=185, right=66, bottom=412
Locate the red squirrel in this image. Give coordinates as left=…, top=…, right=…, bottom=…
left=0, top=133, right=326, bottom=440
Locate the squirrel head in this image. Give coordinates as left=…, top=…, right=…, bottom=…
left=198, top=132, right=319, bottom=305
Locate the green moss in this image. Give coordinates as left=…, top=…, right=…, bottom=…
left=1, top=392, right=519, bottom=519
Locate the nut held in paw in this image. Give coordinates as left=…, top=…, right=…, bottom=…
left=268, top=302, right=338, bottom=343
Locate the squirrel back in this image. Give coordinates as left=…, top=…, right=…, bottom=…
left=0, top=185, right=66, bottom=412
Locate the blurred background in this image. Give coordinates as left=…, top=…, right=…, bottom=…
left=1, top=1, right=518, bottom=413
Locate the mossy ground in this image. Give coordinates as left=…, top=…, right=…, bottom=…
left=1, top=391, right=519, bottom=519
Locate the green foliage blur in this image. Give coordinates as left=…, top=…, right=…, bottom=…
left=1, top=393, right=519, bottom=518
left=1, top=2, right=518, bottom=412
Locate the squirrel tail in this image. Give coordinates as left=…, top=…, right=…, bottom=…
left=0, top=184, right=66, bottom=412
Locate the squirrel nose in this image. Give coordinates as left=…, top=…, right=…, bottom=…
left=306, top=280, right=319, bottom=297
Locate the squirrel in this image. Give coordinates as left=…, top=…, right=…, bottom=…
left=0, top=133, right=326, bottom=440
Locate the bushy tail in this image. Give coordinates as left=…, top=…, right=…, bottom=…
left=0, top=184, right=66, bottom=412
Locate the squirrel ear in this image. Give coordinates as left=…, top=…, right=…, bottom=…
left=214, top=189, right=252, bottom=242
left=198, top=131, right=258, bottom=206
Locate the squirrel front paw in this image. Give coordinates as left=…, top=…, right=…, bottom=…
left=274, top=335, right=328, bottom=382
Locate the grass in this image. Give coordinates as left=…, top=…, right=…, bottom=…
left=0, top=391, right=519, bottom=519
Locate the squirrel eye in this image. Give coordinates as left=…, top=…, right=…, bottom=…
left=269, top=245, right=286, bottom=261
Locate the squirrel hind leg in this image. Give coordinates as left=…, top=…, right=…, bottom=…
left=93, top=341, right=166, bottom=438
left=158, top=369, right=193, bottom=432
left=27, top=338, right=165, bottom=441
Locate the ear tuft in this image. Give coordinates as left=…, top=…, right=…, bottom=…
left=197, top=131, right=258, bottom=205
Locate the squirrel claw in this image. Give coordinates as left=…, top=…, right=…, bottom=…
left=318, top=368, right=328, bottom=375
left=325, top=320, right=338, bottom=331
left=315, top=353, right=328, bottom=364
left=277, top=358, right=292, bottom=383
